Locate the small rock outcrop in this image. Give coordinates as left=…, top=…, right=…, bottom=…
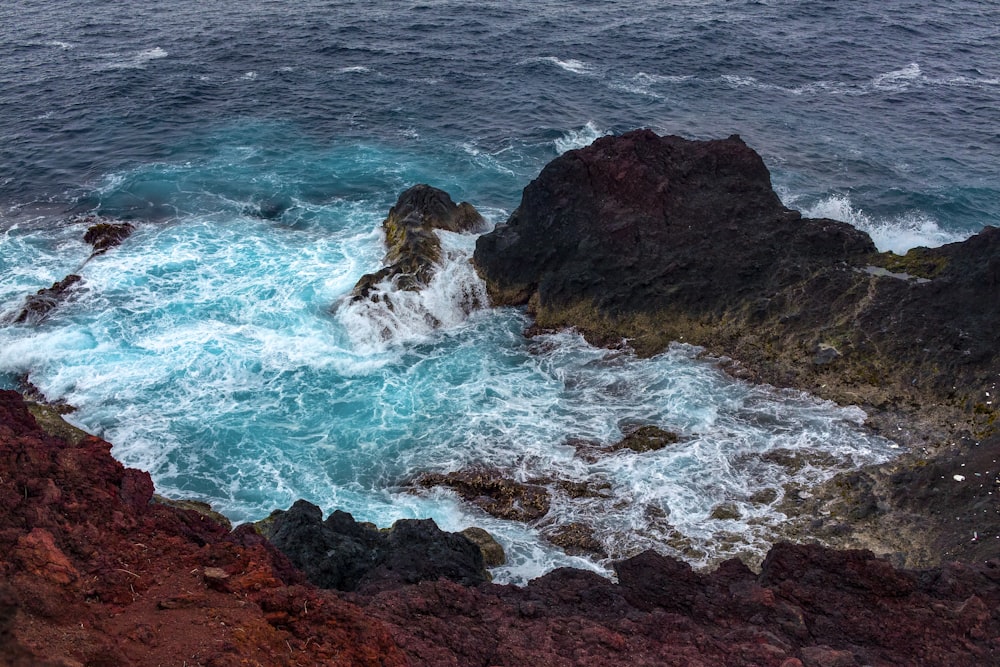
left=351, top=184, right=485, bottom=300
left=82, top=217, right=135, bottom=255
left=416, top=468, right=551, bottom=521
left=13, top=274, right=83, bottom=324
left=260, top=500, right=490, bottom=591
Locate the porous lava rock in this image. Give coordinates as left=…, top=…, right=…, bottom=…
left=260, top=499, right=490, bottom=591
left=351, top=183, right=485, bottom=300
left=4, top=389, right=1000, bottom=665
left=416, top=467, right=552, bottom=521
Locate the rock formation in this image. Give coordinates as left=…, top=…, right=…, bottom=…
left=473, top=129, right=1000, bottom=567
left=0, top=390, right=405, bottom=666
left=258, top=499, right=490, bottom=591
left=472, top=129, right=999, bottom=437
left=13, top=274, right=83, bottom=324
left=351, top=183, right=486, bottom=300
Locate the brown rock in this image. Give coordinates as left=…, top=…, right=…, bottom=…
left=416, top=468, right=551, bottom=521
left=460, top=527, right=506, bottom=566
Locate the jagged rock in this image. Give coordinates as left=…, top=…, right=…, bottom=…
left=545, top=522, right=607, bottom=558
left=13, top=274, right=82, bottom=324
left=82, top=218, right=135, bottom=255
left=152, top=494, right=233, bottom=531
left=472, top=130, right=999, bottom=435
left=460, top=526, right=506, bottom=566
left=613, top=424, right=680, bottom=452
left=4, top=388, right=1000, bottom=665
left=569, top=425, right=680, bottom=462
left=351, top=184, right=486, bottom=300
left=416, top=468, right=551, bottom=521
left=0, top=390, right=406, bottom=666
left=264, top=500, right=489, bottom=591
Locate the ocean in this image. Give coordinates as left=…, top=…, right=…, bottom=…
left=1, top=0, right=997, bottom=583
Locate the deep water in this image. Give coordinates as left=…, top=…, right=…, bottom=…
left=1, top=0, right=997, bottom=582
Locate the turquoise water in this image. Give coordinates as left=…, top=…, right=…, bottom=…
left=2, top=0, right=996, bottom=582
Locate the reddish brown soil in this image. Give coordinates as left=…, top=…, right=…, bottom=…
left=0, top=389, right=404, bottom=667
left=4, top=388, right=1000, bottom=667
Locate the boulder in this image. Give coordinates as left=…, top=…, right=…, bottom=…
left=351, top=184, right=485, bottom=300
left=82, top=218, right=135, bottom=255
left=416, top=468, right=551, bottom=521
left=263, top=500, right=489, bottom=591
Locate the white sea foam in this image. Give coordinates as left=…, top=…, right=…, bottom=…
left=802, top=194, right=969, bottom=253
left=98, top=47, right=168, bottom=70
left=338, top=66, right=371, bottom=74
left=871, top=63, right=923, bottom=91
left=336, top=229, right=489, bottom=354
left=554, top=121, right=608, bottom=154
left=521, top=56, right=594, bottom=75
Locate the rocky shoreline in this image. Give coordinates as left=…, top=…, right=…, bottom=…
left=473, top=129, right=999, bottom=570
left=3, top=130, right=999, bottom=664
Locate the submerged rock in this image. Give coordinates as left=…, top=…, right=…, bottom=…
left=13, top=274, right=83, bottom=324
left=416, top=467, right=551, bottom=521
left=570, top=425, right=680, bottom=462
left=262, top=499, right=489, bottom=591
left=351, top=184, right=486, bottom=300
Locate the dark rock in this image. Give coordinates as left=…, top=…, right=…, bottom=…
left=83, top=218, right=135, bottom=255
left=351, top=184, right=485, bottom=300
left=474, top=129, right=874, bottom=357
left=569, top=426, right=680, bottom=462
left=13, top=274, right=83, bottom=324
left=264, top=499, right=489, bottom=591
left=416, top=468, right=551, bottom=521
left=710, top=502, right=743, bottom=521
left=472, top=130, right=1000, bottom=568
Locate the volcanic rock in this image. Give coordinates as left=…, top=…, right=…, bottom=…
left=472, top=129, right=1000, bottom=428
left=262, top=499, right=490, bottom=591
left=461, top=526, right=507, bottom=566
left=416, top=467, right=552, bottom=521
left=4, top=388, right=1000, bottom=665
left=13, top=274, right=82, bottom=324
left=0, top=389, right=405, bottom=666
left=351, top=183, right=485, bottom=300
left=473, top=128, right=1000, bottom=567
left=82, top=217, right=135, bottom=255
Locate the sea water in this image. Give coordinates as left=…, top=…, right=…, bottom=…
left=1, top=0, right=997, bottom=583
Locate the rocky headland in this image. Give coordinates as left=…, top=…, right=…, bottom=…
left=474, top=129, right=1000, bottom=568
left=4, top=129, right=1000, bottom=665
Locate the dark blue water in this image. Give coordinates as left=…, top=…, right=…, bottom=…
left=0, top=0, right=996, bottom=581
